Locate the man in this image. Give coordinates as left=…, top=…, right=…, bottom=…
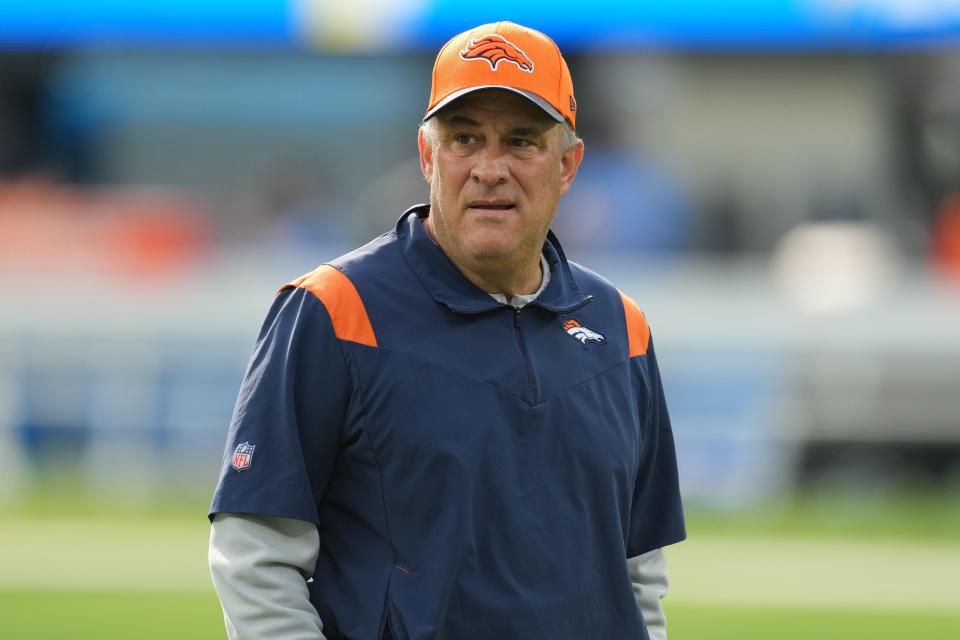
left=209, top=21, right=685, bottom=640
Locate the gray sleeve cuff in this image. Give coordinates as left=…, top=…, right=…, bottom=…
left=209, top=513, right=326, bottom=640
left=628, top=548, right=669, bottom=640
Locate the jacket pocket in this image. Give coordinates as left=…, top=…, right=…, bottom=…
left=380, top=568, right=410, bottom=640
left=384, top=595, right=410, bottom=640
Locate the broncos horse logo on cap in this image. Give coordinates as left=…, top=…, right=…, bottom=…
left=562, top=319, right=606, bottom=347
left=460, top=34, right=535, bottom=72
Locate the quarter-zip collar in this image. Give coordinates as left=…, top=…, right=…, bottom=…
left=396, top=204, right=592, bottom=315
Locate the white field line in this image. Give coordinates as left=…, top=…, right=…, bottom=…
left=2, top=518, right=959, bottom=612
left=0, top=518, right=213, bottom=592
left=666, top=535, right=960, bottom=612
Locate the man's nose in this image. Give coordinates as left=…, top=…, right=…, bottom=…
left=470, top=145, right=509, bottom=186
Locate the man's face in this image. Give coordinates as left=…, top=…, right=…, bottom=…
left=418, top=90, right=583, bottom=272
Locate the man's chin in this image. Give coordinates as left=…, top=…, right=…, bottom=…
left=464, top=241, right=518, bottom=264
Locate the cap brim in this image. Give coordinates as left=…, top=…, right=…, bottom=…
left=423, top=86, right=564, bottom=124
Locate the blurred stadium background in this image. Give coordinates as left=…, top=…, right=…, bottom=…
left=1, top=1, right=959, bottom=638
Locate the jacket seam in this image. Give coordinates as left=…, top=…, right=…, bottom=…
left=337, top=340, right=402, bottom=596
left=349, top=340, right=642, bottom=409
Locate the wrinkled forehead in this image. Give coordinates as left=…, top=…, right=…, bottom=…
left=435, top=89, right=558, bottom=131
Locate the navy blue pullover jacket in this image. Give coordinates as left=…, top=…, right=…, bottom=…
left=211, top=205, right=686, bottom=640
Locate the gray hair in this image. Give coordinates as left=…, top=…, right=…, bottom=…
left=557, top=121, right=581, bottom=152
left=420, top=117, right=581, bottom=152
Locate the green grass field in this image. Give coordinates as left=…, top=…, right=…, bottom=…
left=2, top=492, right=958, bottom=639
left=3, top=590, right=958, bottom=640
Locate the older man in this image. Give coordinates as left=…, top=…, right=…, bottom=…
left=209, top=21, right=685, bottom=640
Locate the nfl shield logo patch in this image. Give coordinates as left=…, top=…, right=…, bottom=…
left=231, top=441, right=255, bottom=471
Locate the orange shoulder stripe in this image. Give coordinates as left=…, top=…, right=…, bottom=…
left=282, top=265, right=377, bottom=348
left=618, top=290, right=650, bottom=358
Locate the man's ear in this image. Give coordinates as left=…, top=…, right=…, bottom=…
left=418, top=127, right=434, bottom=185
left=559, top=140, right=584, bottom=197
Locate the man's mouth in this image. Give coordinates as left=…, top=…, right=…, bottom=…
left=468, top=201, right=515, bottom=211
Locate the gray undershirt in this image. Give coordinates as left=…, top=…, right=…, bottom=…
left=488, top=253, right=552, bottom=308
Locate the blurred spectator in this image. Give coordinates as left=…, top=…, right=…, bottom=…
left=554, top=146, right=691, bottom=255
left=0, top=178, right=213, bottom=279
left=932, top=192, right=960, bottom=281
left=247, top=162, right=352, bottom=251
left=0, top=54, right=54, bottom=177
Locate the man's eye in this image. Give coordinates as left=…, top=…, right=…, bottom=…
left=453, top=133, right=476, bottom=145
left=510, top=138, right=533, bottom=147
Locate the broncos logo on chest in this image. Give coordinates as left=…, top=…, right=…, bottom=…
left=562, top=319, right=606, bottom=347
left=460, top=34, right=535, bottom=72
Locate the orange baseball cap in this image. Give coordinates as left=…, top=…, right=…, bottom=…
left=424, top=21, right=577, bottom=130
